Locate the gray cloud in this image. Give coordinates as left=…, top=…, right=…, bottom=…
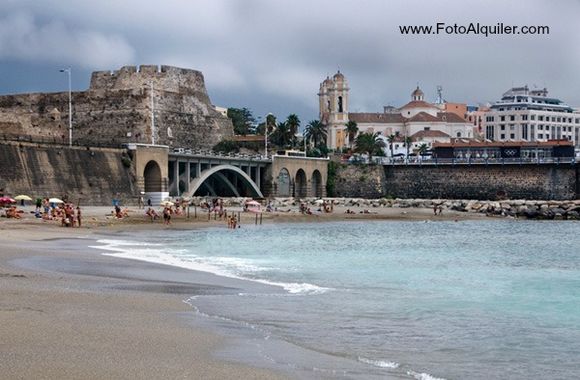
left=0, top=0, right=579, bottom=124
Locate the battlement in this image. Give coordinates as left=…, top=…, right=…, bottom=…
left=89, top=65, right=206, bottom=94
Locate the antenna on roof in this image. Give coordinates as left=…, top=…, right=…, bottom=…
left=436, top=85, right=443, bottom=104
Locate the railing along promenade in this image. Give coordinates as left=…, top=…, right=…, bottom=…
left=365, top=156, right=579, bottom=166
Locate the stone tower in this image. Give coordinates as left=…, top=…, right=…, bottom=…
left=318, top=71, right=349, bottom=149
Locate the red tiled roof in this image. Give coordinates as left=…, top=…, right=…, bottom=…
left=411, top=130, right=450, bottom=139
left=232, top=135, right=264, bottom=142
left=408, top=112, right=439, bottom=122
left=348, top=112, right=405, bottom=123
left=399, top=100, right=436, bottom=109
left=437, top=112, right=468, bottom=123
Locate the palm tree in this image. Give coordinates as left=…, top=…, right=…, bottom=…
left=345, top=121, right=358, bottom=149
left=355, top=132, right=386, bottom=161
left=304, top=120, right=327, bottom=149
left=286, top=114, right=300, bottom=148
left=386, top=134, right=396, bottom=157
left=270, top=121, right=293, bottom=148
left=417, top=143, right=429, bottom=157
left=404, top=136, right=413, bottom=158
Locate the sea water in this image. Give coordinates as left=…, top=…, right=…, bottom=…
left=96, top=220, right=580, bottom=379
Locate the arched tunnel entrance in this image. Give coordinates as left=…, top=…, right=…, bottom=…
left=144, top=160, right=163, bottom=192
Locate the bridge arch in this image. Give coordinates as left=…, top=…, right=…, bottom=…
left=184, top=164, right=263, bottom=198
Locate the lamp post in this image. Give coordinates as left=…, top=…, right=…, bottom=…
left=264, top=112, right=272, bottom=158
left=59, top=67, right=72, bottom=147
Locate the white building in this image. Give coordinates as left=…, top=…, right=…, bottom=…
left=318, top=72, right=474, bottom=150
left=483, top=86, right=580, bottom=148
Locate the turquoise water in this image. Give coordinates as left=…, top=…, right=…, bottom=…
left=98, top=220, right=580, bottom=379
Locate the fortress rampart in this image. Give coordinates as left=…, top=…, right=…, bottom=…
left=0, top=65, right=233, bottom=149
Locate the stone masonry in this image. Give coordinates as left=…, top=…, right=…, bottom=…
left=0, top=65, right=233, bottom=149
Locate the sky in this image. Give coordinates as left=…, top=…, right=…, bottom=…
left=1, top=0, right=579, bottom=126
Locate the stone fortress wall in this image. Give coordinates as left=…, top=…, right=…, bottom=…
left=0, top=141, right=134, bottom=205
left=0, top=65, right=233, bottom=149
left=333, top=163, right=579, bottom=200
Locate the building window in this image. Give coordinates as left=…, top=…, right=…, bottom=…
left=424, top=127, right=430, bottom=131
left=510, top=133, right=515, bottom=139
left=486, top=125, right=494, bottom=140
left=522, top=124, right=528, bottom=140
left=538, top=115, right=543, bottom=121
left=538, top=133, right=544, bottom=139
left=500, top=115, right=505, bottom=121
left=500, top=134, right=506, bottom=139
left=575, top=118, right=580, bottom=124
left=510, top=115, right=515, bottom=121
left=509, top=124, right=515, bottom=131
left=500, top=125, right=505, bottom=131
left=531, top=115, right=536, bottom=120
left=486, top=116, right=494, bottom=122
left=456, top=132, right=462, bottom=138
left=522, top=115, right=528, bottom=121
left=338, top=96, right=343, bottom=113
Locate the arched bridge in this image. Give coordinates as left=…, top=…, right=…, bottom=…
left=168, top=151, right=329, bottom=199
left=129, top=145, right=329, bottom=203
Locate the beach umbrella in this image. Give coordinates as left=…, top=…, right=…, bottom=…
left=48, top=198, right=64, bottom=204
left=14, top=195, right=33, bottom=201
left=314, top=199, right=325, bottom=205
left=0, top=196, right=16, bottom=204
left=160, top=200, right=174, bottom=206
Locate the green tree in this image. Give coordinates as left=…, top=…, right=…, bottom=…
left=286, top=114, right=300, bottom=148
left=345, top=120, right=358, bottom=149
left=227, top=108, right=255, bottom=135
left=270, top=121, right=293, bottom=148
left=304, top=120, right=327, bottom=149
left=355, top=132, right=386, bottom=161
left=417, top=143, right=429, bottom=157
left=386, top=134, right=396, bottom=157
left=404, top=136, right=413, bottom=157
left=256, top=114, right=277, bottom=136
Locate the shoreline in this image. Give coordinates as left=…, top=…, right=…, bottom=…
left=0, top=206, right=567, bottom=379
left=0, top=228, right=291, bottom=379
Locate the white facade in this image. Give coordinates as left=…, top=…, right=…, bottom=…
left=483, top=86, right=580, bottom=148
left=319, top=73, right=474, bottom=149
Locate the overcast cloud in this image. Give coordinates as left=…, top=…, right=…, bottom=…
left=0, top=0, right=579, bottom=124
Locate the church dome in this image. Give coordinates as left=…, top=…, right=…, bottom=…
left=333, top=70, right=345, bottom=81
left=411, top=86, right=424, bottom=101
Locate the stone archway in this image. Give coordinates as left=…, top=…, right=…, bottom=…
left=277, top=168, right=291, bottom=197
left=144, top=160, right=162, bottom=192
left=295, top=169, right=307, bottom=198
left=312, top=170, right=323, bottom=198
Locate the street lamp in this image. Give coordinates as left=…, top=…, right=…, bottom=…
left=59, top=67, right=72, bottom=147
left=264, top=112, right=272, bottom=158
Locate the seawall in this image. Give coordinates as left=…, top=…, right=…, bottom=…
left=334, top=163, right=578, bottom=200
left=0, top=142, right=135, bottom=205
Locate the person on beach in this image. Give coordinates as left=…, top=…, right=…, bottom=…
left=76, top=206, right=82, bottom=227
left=147, top=198, right=152, bottom=207
left=138, top=196, right=144, bottom=209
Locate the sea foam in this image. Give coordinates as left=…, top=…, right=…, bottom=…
left=92, top=239, right=330, bottom=295
left=358, top=356, right=400, bottom=368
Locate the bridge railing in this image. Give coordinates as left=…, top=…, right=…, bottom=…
left=171, top=148, right=271, bottom=161
left=358, top=156, right=579, bottom=166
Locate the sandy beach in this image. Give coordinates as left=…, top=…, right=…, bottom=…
left=0, top=204, right=485, bottom=379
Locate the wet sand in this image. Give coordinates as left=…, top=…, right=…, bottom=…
left=0, top=226, right=289, bottom=379
left=0, top=205, right=485, bottom=379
